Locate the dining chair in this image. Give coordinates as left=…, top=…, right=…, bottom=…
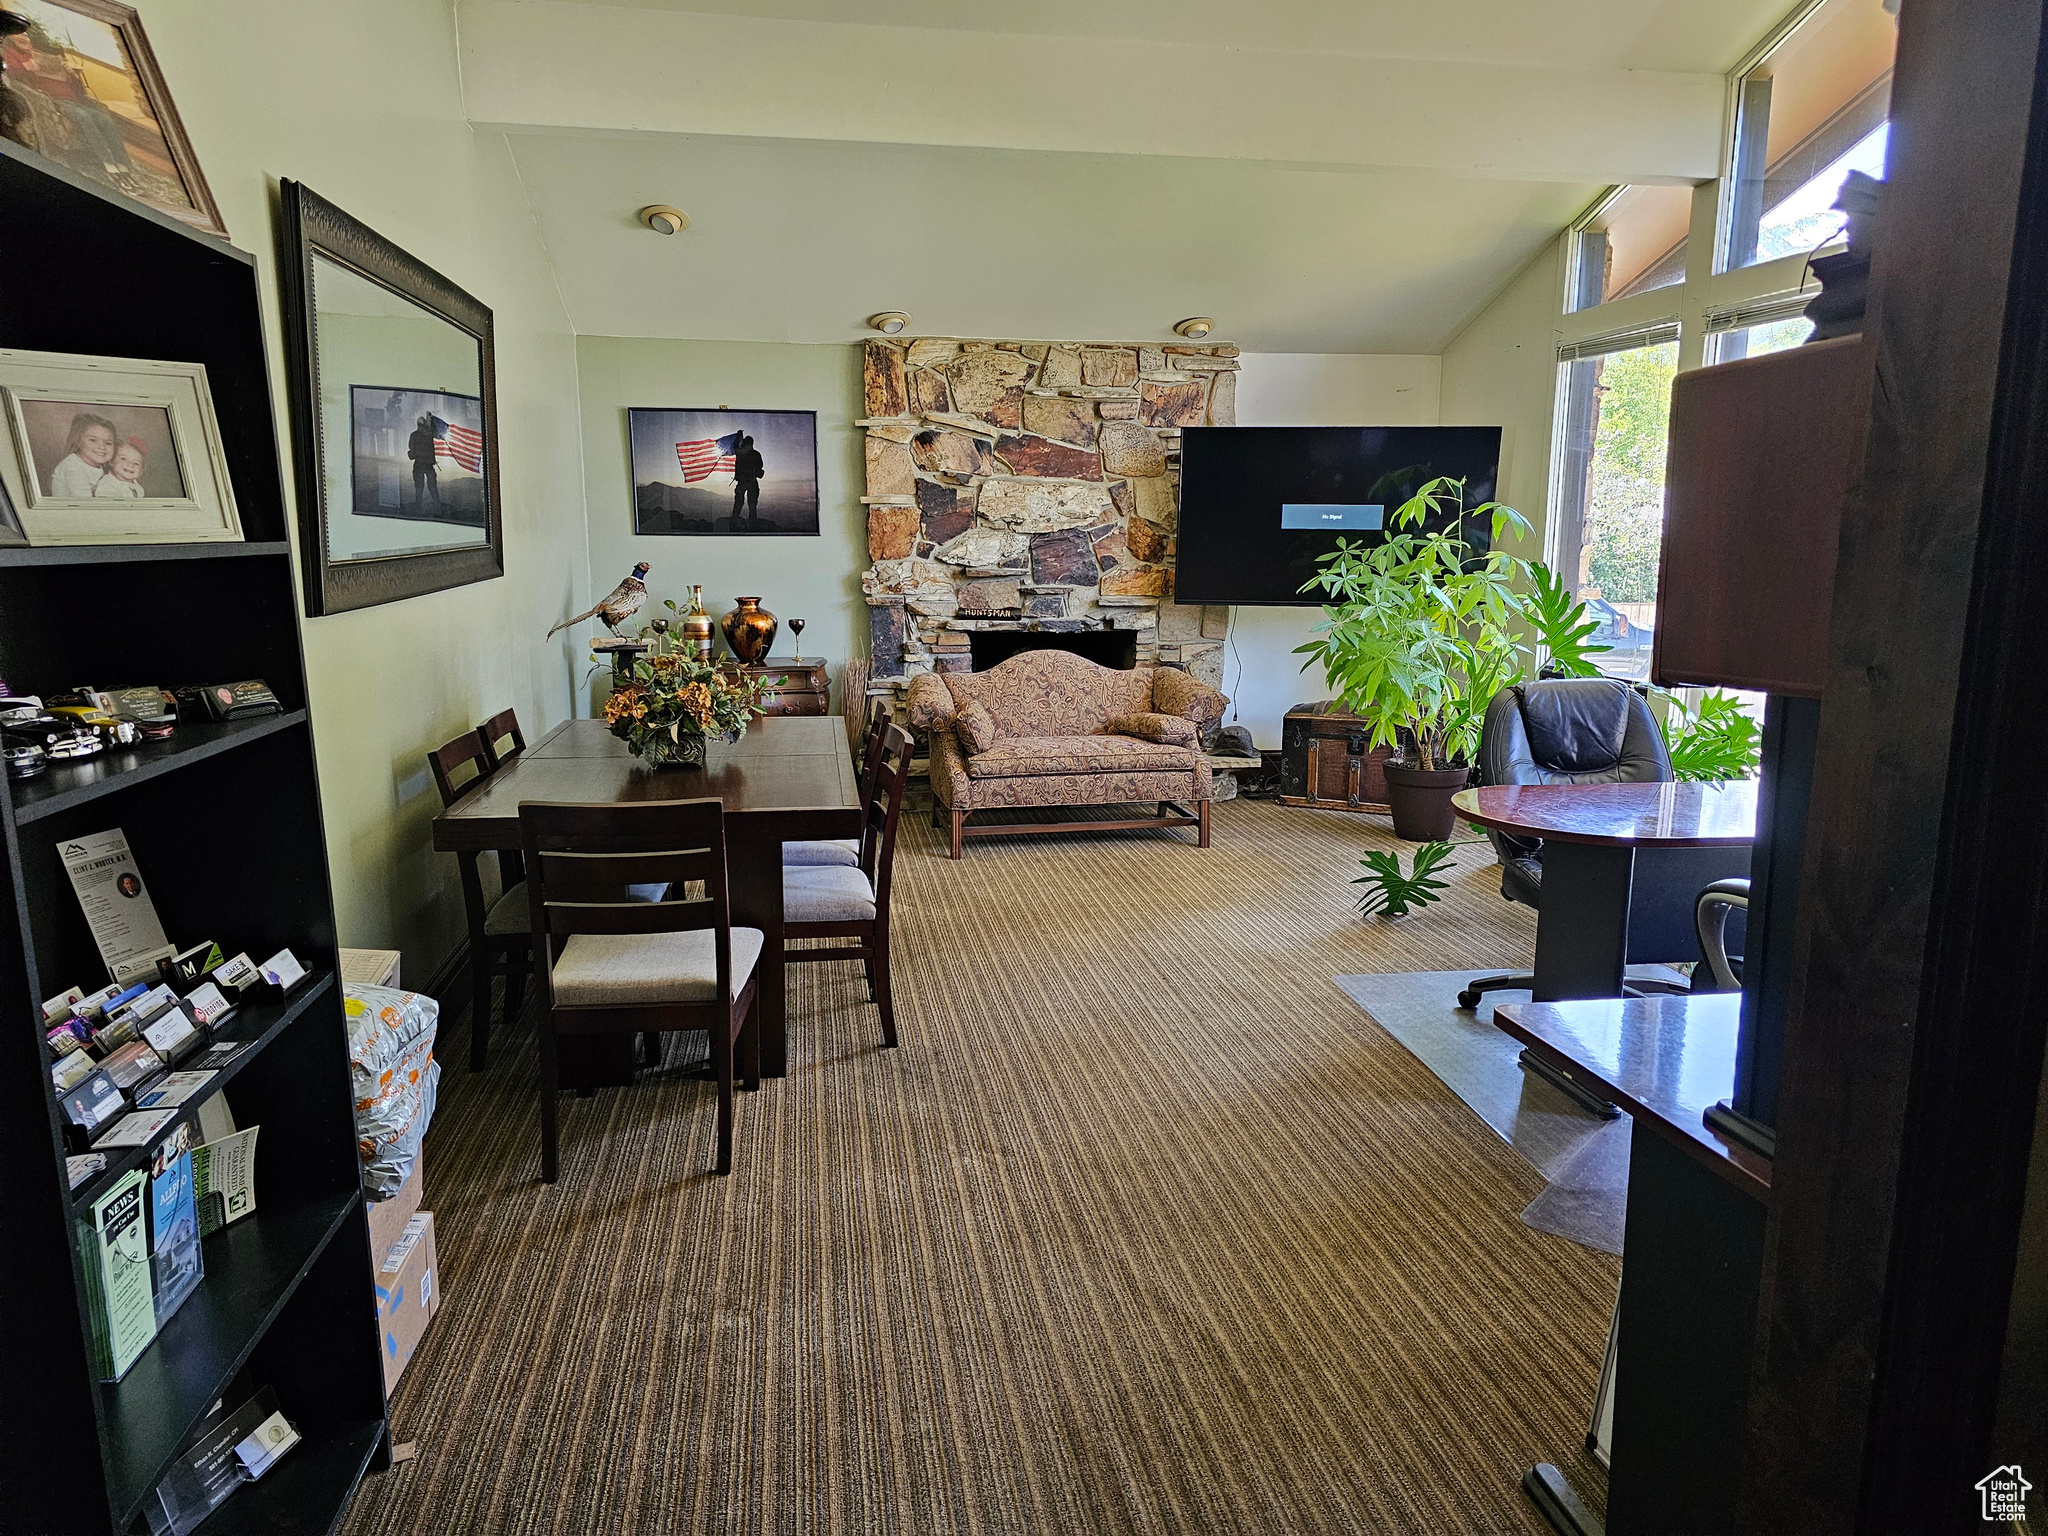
left=429, top=728, right=530, bottom=1072
left=519, top=798, right=761, bottom=1179
left=785, top=724, right=913, bottom=1047
left=478, top=706, right=526, bottom=770
left=783, top=700, right=891, bottom=870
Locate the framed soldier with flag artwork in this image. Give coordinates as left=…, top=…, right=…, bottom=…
left=627, top=407, right=819, bottom=536
left=278, top=179, right=503, bottom=615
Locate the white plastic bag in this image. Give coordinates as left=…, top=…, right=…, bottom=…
left=344, top=984, right=440, bottom=1199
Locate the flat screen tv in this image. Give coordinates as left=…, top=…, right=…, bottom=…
left=1174, top=426, right=1504, bottom=606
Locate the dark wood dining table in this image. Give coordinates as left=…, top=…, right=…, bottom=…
left=431, top=715, right=861, bottom=1078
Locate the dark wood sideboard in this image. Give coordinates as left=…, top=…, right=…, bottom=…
left=737, top=657, right=828, bottom=718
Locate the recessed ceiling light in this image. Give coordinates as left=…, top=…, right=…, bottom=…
left=638, top=205, right=690, bottom=235
left=869, top=312, right=911, bottom=335
left=1174, top=317, right=1215, bottom=339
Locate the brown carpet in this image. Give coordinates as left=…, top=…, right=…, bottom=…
left=339, top=799, right=1616, bottom=1536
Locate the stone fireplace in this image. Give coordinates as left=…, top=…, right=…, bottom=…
left=855, top=336, right=1235, bottom=734
left=968, top=628, right=1138, bottom=672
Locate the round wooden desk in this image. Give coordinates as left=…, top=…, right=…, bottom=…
left=1452, top=780, right=1758, bottom=1004
left=1455, top=780, right=1758, bottom=848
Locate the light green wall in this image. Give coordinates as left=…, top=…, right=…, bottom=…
left=574, top=336, right=865, bottom=709
left=1439, top=238, right=1567, bottom=567
left=143, top=0, right=593, bottom=982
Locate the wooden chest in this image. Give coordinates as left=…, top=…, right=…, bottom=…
left=738, top=656, right=829, bottom=717
left=1279, top=700, right=1395, bottom=813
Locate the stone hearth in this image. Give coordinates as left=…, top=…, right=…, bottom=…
left=858, top=337, right=1234, bottom=733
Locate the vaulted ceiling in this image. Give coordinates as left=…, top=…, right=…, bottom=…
left=460, top=0, right=1795, bottom=351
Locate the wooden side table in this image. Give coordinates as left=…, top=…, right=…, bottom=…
left=737, top=656, right=828, bottom=717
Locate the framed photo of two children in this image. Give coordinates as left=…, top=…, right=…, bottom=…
left=0, top=348, right=242, bottom=545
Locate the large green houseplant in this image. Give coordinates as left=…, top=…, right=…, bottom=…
left=1295, top=476, right=1607, bottom=839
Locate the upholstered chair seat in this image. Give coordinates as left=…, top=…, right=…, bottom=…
left=483, top=881, right=529, bottom=936
left=783, top=866, right=879, bottom=923
left=548, top=926, right=765, bottom=1007
left=782, top=838, right=861, bottom=867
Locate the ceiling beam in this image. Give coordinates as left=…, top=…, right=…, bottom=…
left=457, top=0, right=1726, bottom=184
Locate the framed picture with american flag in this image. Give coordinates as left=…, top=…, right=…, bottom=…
left=348, top=386, right=488, bottom=529
left=627, top=407, right=819, bottom=536
left=279, top=180, right=503, bottom=616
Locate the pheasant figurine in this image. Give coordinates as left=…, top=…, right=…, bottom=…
left=547, top=562, right=651, bottom=639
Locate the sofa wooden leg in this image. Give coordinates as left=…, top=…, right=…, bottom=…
left=950, top=809, right=966, bottom=860
left=1198, top=800, right=1211, bottom=848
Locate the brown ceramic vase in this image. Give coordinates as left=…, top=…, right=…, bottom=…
left=720, top=597, right=778, bottom=663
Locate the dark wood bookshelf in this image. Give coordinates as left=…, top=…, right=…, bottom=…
left=0, top=145, right=388, bottom=1534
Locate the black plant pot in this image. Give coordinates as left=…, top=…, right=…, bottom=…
left=1381, top=761, right=1471, bottom=842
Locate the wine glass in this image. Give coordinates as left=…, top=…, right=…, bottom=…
left=789, top=617, right=806, bottom=662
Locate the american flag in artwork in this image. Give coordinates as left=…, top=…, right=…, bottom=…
left=675, top=431, right=741, bottom=483
left=431, top=414, right=484, bottom=473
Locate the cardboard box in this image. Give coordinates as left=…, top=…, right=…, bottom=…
left=363, top=1154, right=423, bottom=1270
left=339, top=948, right=402, bottom=988
left=375, top=1211, right=439, bottom=1397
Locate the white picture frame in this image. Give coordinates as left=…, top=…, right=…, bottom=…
left=0, top=349, right=242, bottom=545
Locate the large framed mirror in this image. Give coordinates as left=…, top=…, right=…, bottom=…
left=278, top=180, right=502, bottom=615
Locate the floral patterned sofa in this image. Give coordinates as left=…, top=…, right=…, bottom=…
left=905, top=650, right=1230, bottom=858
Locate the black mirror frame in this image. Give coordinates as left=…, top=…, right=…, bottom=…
left=277, top=179, right=503, bottom=616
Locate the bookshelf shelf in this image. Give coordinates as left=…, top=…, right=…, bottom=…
left=67, top=973, right=335, bottom=1213
left=11, top=712, right=310, bottom=824
left=102, top=1190, right=361, bottom=1522
left=0, top=145, right=387, bottom=1535
left=197, top=1419, right=385, bottom=1536
left=0, top=540, right=293, bottom=570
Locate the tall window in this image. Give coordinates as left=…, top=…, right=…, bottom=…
left=1726, top=0, right=1897, bottom=269
left=1552, top=330, right=1680, bottom=681
left=1569, top=185, right=1693, bottom=312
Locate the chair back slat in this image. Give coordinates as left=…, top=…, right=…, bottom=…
left=538, top=894, right=718, bottom=936
left=519, top=800, right=732, bottom=952
left=429, top=728, right=493, bottom=808
left=536, top=845, right=719, bottom=899
left=863, top=726, right=915, bottom=907
left=480, top=707, right=526, bottom=770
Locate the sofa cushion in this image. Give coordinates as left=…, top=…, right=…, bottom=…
left=955, top=698, right=999, bottom=754
left=549, top=926, right=764, bottom=1006
left=943, top=650, right=1155, bottom=737
left=784, top=865, right=878, bottom=923
left=1105, top=711, right=1197, bottom=745
left=963, top=734, right=1195, bottom=779
left=1151, top=666, right=1230, bottom=729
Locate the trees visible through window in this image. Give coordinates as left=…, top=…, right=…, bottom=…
left=1552, top=340, right=1679, bottom=681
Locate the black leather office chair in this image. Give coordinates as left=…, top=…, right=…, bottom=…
left=1457, top=678, right=1677, bottom=1010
